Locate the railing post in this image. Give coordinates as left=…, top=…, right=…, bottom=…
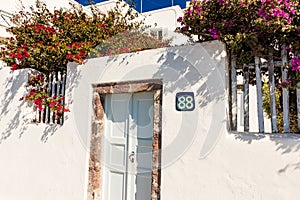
left=297, top=83, right=300, bottom=131
left=243, top=64, right=249, bottom=132
left=231, top=54, right=237, bottom=131
left=254, top=57, right=265, bottom=133
left=268, top=50, right=278, bottom=133
left=281, top=46, right=290, bottom=133
left=61, top=71, right=67, bottom=125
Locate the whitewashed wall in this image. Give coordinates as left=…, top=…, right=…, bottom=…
left=0, top=0, right=77, bottom=38
left=1, top=0, right=187, bottom=45
left=93, top=1, right=187, bottom=45
left=1, top=41, right=300, bottom=199
left=143, top=6, right=188, bottom=46
left=0, top=64, right=88, bottom=199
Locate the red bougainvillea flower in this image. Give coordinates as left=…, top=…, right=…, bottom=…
left=100, top=23, right=106, bottom=28
left=10, top=64, right=18, bottom=70
left=0, top=0, right=149, bottom=123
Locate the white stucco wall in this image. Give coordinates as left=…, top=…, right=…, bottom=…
left=0, top=42, right=300, bottom=199
left=0, top=0, right=78, bottom=39
left=1, top=0, right=187, bottom=46
left=0, top=64, right=88, bottom=199
left=93, top=1, right=187, bottom=45
left=143, top=6, right=188, bottom=45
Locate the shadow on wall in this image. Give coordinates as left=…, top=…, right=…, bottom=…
left=87, top=42, right=226, bottom=109
left=72, top=42, right=228, bottom=164
left=40, top=124, right=61, bottom=143
left=0, top=70, right=27, bottom=116
left=278, top=161, right=300, bottom=174
left=40, top=62, right=82, bottom=143
left=0, top=62, right=82, bottom=143
left=234, top=133, right=300, bottom=174
left=65, top=62, right=82, bottom=105
left=151, top=42, right=227, bottom=161
left=148, top=42, right=300, bottom=162
left=233, top=132, right=300, bottom=173
left=153, top=44, right=225, bottom=107
left=233, top=132, right=300, bottom=155
left=0, top=68, right=29, bottom=143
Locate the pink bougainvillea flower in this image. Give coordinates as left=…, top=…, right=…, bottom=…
left=291, top=56, right=300, bottom=71
left=209, top=24, right=219, bottom=39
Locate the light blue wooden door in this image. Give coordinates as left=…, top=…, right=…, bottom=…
left=102, top=92, right=154, bottom=200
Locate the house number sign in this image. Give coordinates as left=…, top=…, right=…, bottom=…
left=176, top=92, right=195, bottom=111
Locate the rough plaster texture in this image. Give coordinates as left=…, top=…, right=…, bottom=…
left=0, top=42, right=300, bottom=200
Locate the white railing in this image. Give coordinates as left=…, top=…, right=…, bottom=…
left=229, top=47, right=299, bottom=133
left=35, top=71, right=67, bottom=125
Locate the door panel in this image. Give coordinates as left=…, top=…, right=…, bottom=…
left=130, top=93, right=153, bottom=200
left=102, top=92, right=153, bottom=200
left=102, top=94, right=131, bottom=200
left=110, top=144, right=126, bottom=167
left=108, top=171, right=125, bottom=200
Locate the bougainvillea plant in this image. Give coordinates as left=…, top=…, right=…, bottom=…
left=1, top=0, right=144, bottom=73
left=19, top=73, right=70, bottom=119
left=0, top=0, right=145, bottom=121
left=89, top=30, right=170, bottom=57
left=177, top=0, right=300, bottom=66
left=177, top=0, right=300, bottom=131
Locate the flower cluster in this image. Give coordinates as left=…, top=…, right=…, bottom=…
left=20, top=89, right=47, bottom=112
left=89, top=30, right=170, bottom=58
left=31, top=23, right=56, bottom=35
left=19, top=74, right=70, bottom=118
left=66, top=41, right=94, bottom=64
left=28, top=74, right=44, bottom=87
left=277, top=78, right=292, bottom=88
left=177, top=0, right=300, bottom=57
left=3, top=43, right=30, bottom=70
left=0, top=0, right=144, bottom=74
left=290, top=55, right=300, bottom=71
left=177, top=0, right=300, bottom=82
left=258, top=0, right=296, bottom=23
left=48, top=95, right=70, bottom=114
left=0, top=0, right=145, bottom=123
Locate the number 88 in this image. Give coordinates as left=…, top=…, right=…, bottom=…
left=177, top=95, right=194, bottom=110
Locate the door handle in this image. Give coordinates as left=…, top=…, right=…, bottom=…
left=129, top=151, right=135, bottom=163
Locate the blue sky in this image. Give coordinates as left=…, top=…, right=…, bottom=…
left=74, top=0, right=186, bottom=12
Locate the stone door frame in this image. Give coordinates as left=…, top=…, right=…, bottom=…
left=88, top=78, right=163, bottom=200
